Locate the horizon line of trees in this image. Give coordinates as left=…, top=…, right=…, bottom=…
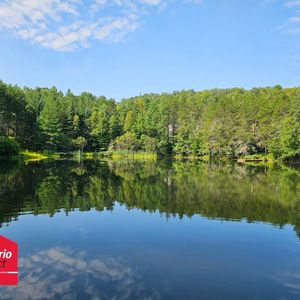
left=0, top=80, right=299, bottom=159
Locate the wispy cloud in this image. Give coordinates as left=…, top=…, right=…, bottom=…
left=0, top=0, right=201, bottom=51
left=280, top=0, right=300, bottom=33
left=285, top=0, right=300, bottom=8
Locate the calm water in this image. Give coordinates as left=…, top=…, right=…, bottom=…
left=0, top=159, right=300, bottom=300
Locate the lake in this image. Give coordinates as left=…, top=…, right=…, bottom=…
left=0, top=158, right=300, bottom=300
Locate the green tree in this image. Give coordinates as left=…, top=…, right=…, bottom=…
left=74, top=136, right=87, bottom=154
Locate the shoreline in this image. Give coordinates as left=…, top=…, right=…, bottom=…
left=1, top=150, right=297, bottom=165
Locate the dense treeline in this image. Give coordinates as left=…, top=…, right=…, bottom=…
left=0, top=80, right=299, bottom=159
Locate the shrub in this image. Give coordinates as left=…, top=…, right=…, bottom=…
left=0, top=138, right=20, bottom=157
left=141, top=135, right=157, bottom=153
left=109, top=133, right=139, bottom=152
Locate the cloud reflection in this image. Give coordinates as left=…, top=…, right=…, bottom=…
left=2, top=247, right=160, bottom=300
left=273, top=270, right=300, bottom=298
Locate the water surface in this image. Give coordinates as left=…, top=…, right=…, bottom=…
left=0, top=159, right=300, bottom=300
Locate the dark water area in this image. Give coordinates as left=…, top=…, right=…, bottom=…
left=0, top=158, right=300, bottom=300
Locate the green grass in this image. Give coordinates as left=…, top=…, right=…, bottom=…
left=20, top=151, right=60, bottom=162
left=237, top=154, right=275, bottom=163
left=16, top=150, right=284, bottom=165
left=98, top=151, right=157, bottom=160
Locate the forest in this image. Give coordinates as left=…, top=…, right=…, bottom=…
left=0, top=80, right=299, bottom=160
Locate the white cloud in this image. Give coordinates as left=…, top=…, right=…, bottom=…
left=285, top=1, right=300, bottom=7
left=279, top=1, right=300, bottom=34
left=139, top=0, right=162, bottom=5
left=183, top=0, right=203, bottom=4
left=0, top=0, right=201, bottom=51
left=289, top=15, right=300, bottom=23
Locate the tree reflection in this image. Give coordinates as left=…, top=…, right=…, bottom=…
left=0, top=159, right=300, bottom=237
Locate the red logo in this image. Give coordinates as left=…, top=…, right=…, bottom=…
left=0, top=235, right=18, bottom=285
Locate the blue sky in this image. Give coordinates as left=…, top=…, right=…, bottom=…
left=0, top=0, right=299, bottom=100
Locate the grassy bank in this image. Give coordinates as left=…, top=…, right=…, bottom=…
left=98, top=151, right=157, bottom=160
left=20, top=151, right=60, bottom=162
left=4, top=150, right=293, bottom=165
left=98, top=152, right=278, bottom=164
left=236, top=154, right=275, bottom=163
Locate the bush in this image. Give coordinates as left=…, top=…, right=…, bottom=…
left=109, top=133, right=139, bottom=152
left=141, top=135, right=157, bottom=153
left=0, top=138, right=20, bottom=157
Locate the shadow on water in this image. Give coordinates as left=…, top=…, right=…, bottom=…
left=0, top=158, right=300, bottom=238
